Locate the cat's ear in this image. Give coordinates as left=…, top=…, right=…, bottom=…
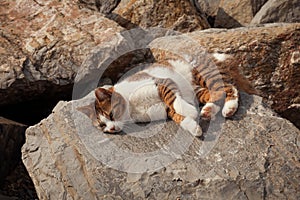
left=95, top=87, right=112, bottom=102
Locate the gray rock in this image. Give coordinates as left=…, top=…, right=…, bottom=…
left=22, top=91, right=300, bottom=199
left=0, top=117, right=26, bottom=184
left=251, top=0, right=300, bottom=24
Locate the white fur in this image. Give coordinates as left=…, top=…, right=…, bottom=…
left=212, top=53, right=229, bottom=62
left=146, top=103, right=167, bottom=121
left=115, top=78, right=167, bottom=123
left=99, top=114, right=124, bottom=133
left=173, top=94, right=198, bottom=119
left=144, top=61, right=196, bottom=105
left=222, top=87, right=239, bottom=117
left=200, top=102, right=221, bottom=120
left=180, top=117, right=202, bottom=137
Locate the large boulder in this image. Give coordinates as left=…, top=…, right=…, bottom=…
left=111, top=0, right=210, bottom=32
left=251, top=0, right=300, bottom=25
left=214, top=0, right=268, bottom=28
left=22, top=91, right=300, bottom=199
left=0, top=117, right=26, bottom=184
left=0, top=0, right=124, bottom=106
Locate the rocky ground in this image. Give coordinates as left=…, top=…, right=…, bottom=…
left=1, top=0, right=299, bottom=199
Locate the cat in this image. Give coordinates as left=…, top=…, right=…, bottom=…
left=94, top=59, right=239, bottom=137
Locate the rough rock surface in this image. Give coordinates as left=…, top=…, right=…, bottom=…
left=149, top=23, right=300, bottom=128
left=78, top=0, right=120, bottom=14
left=251, top=0, right=300, bottom=25
left=0, top=117, right=26, bottom=184
left=0, top=0, right=123, bottom=105
left=22, top=92, right=300, bottom=199
left=214, top=0, right=268, bottom=28
left=111, top=0, right=210, bottom=32
left=194, top=0, right=220, bottom=17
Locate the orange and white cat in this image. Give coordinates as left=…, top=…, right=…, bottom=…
left=94, top=60, right=238, bottom=137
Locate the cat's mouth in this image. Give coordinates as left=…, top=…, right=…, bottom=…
left=97, top=119, right=123, bottom=133
left=103, top=125, right=121, bottom=133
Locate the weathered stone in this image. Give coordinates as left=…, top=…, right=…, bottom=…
left=194, top=0, right=220, bottom=17
left=214, top=0, right=268, bottom=28
left=0, top=117, right=26, bottom=184
left=0, top=0, right=124, bottom=105
left=22, top=91, right=300, bottom=199
left=149, top=23, right=300, bottom=128
left=111, top=0, right=210, bottom=32
left=251, top=0, right=300, bottom=25
left=251, top=0, right=269, bottom=15
left=78, top=0, right=120, bottom=14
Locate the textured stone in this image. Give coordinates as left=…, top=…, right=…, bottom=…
left=194, top=0, right=220, bottom=17
left=111, top=0, right=210, bottom=32
left=0, top=0, right=123, bottom=105
left=78, top=0, right=120, bottom=14
left=0, top=117, right=26, bottom=184
left=214, top=0, right=268, bottom=28
left=251, top=0, right=300, bottom=24
left=22, top=92, right=300, bottom=199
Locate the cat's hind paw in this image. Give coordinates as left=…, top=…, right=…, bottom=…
left=180, top=117, right=202, bottom=137
left=222, top=98, right=238, bottom=117
left=200, top=103, right=220, bottom=120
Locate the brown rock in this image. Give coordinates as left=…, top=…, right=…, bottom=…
left=111, top=0, right=210, bottom=32
left=22, top=92, right=300, bottom=199
left=214, top=0, right=268, bottom=28
left=251, top=0, right=300, bottom=24
left=0, top=0, right=124, bottom=105
left=0, top=117, right=26, bottom=184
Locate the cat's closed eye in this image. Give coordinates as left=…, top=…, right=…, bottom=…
left=99, top=122, right=106, bottom=128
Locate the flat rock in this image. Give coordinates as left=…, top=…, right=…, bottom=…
left=0, top=0, right=123, bottom=105
left=251, top=0, right=300, bottom=25
left=0, top=117, right=26, bottom=184
left=111, top=0, right=210, bottom=32
left=22, top=91, right=300, bottom=199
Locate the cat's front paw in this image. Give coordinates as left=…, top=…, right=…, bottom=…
left=222, top=98, right=238, bottom=117
left=200, top=103, right=220, bottom=120
left=180, top=117, right=202, bottom=137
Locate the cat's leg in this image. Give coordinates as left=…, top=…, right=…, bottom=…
left=155, top=78, right=202, bottom=137
left=196, top=87, right=221, bottom=120
left=196, top=85, right=238, bottom=119
left=167, top=109, right=202, bottom=137
left=222, top=86, right=239, bottom=117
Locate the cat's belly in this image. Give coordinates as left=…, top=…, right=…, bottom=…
left=130, top=102, right=167, bottom=122
left=127, top=83, right=167, bottom=122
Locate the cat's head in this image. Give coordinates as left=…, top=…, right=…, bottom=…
left=94, top=86, right=127, bottom=133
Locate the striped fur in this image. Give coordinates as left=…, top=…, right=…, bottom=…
left=94, top=59, right=239, bottom=136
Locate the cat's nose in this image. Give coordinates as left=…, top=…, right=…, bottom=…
left=104, top=126, right=121, bottom=133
